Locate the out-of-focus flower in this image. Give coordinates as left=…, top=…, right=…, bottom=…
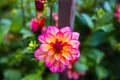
left=30, top=14, right=46, bottom=33
left=34, top=26, right=80, bottom=72
left=35, top=0, right=45, bottom=11
left=114, top=4, right=120, bottom=21
left=52, top=13, right=58, bottom=27
left=67, top=59, right=86, bottom=80
left=67, top=69, right=86, bottom=80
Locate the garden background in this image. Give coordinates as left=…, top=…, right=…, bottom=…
left=0, top=0, right=120, bottom=80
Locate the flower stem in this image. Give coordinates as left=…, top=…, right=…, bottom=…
left=21, top=0, right=26, bottom=27
left=50, top=5, right=53, bottom=25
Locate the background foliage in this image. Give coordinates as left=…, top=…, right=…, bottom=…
left=0, top=0, right=120, bottom=80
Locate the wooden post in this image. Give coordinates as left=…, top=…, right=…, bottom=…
left=58, top=0, right=76, bottom=80
left=58, top=0, right=76, bottom=30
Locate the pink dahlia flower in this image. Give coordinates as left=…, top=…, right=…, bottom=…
left=34, top=26, right=80, bottom=72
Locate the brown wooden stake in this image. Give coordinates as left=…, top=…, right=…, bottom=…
left=58, top=0, right=76, bottom=30
left=58, top=0, right=76, bottom=80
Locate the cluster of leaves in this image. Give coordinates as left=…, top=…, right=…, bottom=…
left=0, top=0, right=120, bottom=80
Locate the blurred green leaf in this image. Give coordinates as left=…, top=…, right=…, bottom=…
left=96, top=12, right=113, bottom=26
left=96, top=66, right=108, bottom=79
left=10, top=9, right=22, bottom=33
left=84, top=31, right=106, bottom=46
left=81, top=13, right=94, bottom=29
left=74, top=61, right=88, bottom=72
left=22, top=73, right=42, bottom=80
left=94, top=23, right=115, bottom=32
left=0, top=19, right=11, bottom=44
left=45, top=73, right=59, bottom=80
left=4, top=69, right=21, bottom=80
left=86, top=48, right=104, bottom=64
left=104, top=1, right=112, bottom=12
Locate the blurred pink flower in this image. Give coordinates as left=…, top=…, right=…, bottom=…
left=67, top=69, right=86, bottom=80
left=30, top=14, right=46, bottom=33
left=52, top=13, right=58, bottom=27
left=34, top=26, right=80, bottom=72
left=114, top=4, right=120, bottom=21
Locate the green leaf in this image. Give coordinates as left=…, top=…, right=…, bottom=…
left=0, top=19, right=11, bottom=44
left=94, top=23, right=115, bottom=32
left=45, top=73, right=59, bottom=80
left=4, top=69, right=21, bottom=80
left=86, top=48, right=104, bottom=64
left=96, top=66, right=108, bottom=79
left=84, top=31, right=106, bottom=46
left=22, top=73, right=42, bottom=80
left=10, top=9, right=22, bottom=33
left=81, top=13, right=94, bottom=29
left=74, top=61, right=88, bottom=72
left=96, top=13, right=113, bottom=26
left=103, top=1, right=112, bottom=12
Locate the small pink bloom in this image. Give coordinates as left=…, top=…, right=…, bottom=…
left=30, top=17, right=46, bottom=33
left=52, top=13, right=58, bottom=27
left=67, top=70, right=80, bottom=80
left=114, top=4, right=120, bottom=21
left=34, top=26, right=80, bottom=72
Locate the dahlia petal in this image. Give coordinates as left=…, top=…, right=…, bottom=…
left=72, top=32, right=80, bottom=40
left=61, top=50, right=72, bottom=60
left=45, top=33, right=56, bottom=43
left=60, top=57, right=70, bottom=65
left=34, top=48, right=46, bottom=60
left=69, top=40, right=80, bottom=48
left=38, top=34, right=46, bottom=43
left=40, top=44, right=52, bottom=52
left=47, top=48, right=55, bottom=55
left=49, top=61, right=60, bottom=72
left=45, top=56, right=55, bottom=67
left=63, top=44, right=72, bottom=51
left=46, top=26, right=59, bottom=36
left=60, top=27, right=71, bottom=33
left=71, top=48, right=80, bottom=58
left=62, top=31, right=72, bottom=42
left=56, top=31, right=64, bottom=41
left=59, top=62, right=66, bottom=72
left=54, top=53, right=61, bottom=60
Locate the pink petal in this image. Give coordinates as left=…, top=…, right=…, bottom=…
left=34, top=48, right=46, bottom=60
left=62, top=31, right=72, bottom=42
left=73, top=71, right=80, bottom=80
left=56, top=31, right=64, bottom=41
left=54, top=53, right=61, bottom=60
left=60, top=27, right=71, bottom=33
left=59, top=62, right=66, bottom=72
left=49, top=61, right=60, bottom=72
left=47, top=48, right=55, bottom=55
left=71, top=48, right=80, bottom=58
left=60, top=57, right=70, bottom=65
left=63, top=44, right=72, bottom=51
left=67, top=70, right=73, bottom=79
left=69, top=40, right=80, bottom=48
left=45, top=33, right=56, bottom=43
left=61, top=50, right=72, bottom=60
left=38, top=34, right=46, bottom=43
left=45, top=56, right=55, bottom=67
left=46, top=26, right=59, bottom=36
left=72, top=32, right=80, bottom=40
left=40, top=44, right=52, bottom=52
